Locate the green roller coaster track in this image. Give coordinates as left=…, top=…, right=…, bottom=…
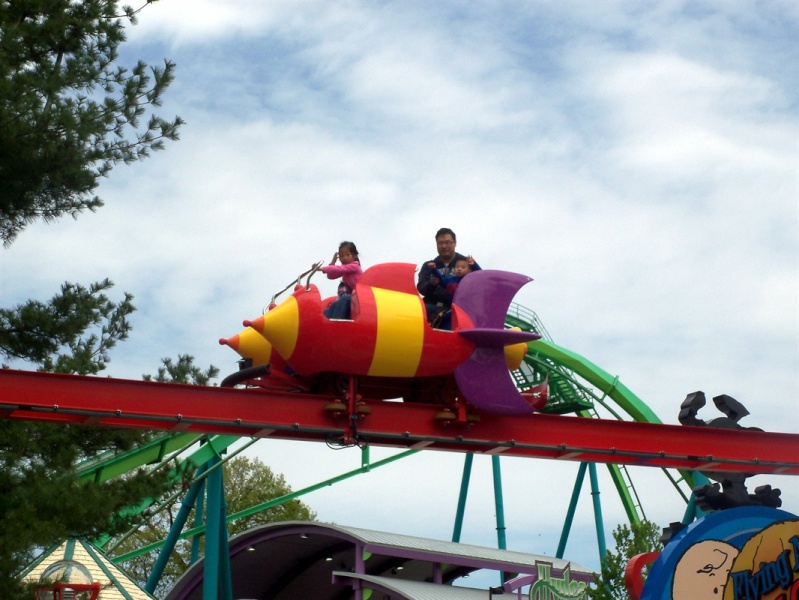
left=74, top=304, right=699, bottom=579
left=505, top=303, right=700, bottom=527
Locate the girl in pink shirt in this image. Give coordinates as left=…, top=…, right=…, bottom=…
left=321, top=241, right=362, bottom=319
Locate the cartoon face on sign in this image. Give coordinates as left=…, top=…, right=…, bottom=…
left=638, top=507, right=799, bottom=600
left=671, top=540, right=737, bottom=599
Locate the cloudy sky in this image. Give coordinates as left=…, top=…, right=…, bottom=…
left=2, top=0, right=797, bottom=582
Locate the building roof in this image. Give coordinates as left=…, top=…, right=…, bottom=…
left=165, top=520, right=594, bottom=599
left=21, top=538, right=155, bottom=600
left=332, top=572, right=498, bottom=600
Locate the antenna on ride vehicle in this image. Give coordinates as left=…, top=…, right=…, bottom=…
left=264, top=261, right=325, bottom=313
left=306, top=260, right=324, bottom=290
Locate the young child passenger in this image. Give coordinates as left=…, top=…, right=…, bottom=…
left=427, top=255, right=478, bottom=303
left=321, top=241, right=362, bottom=319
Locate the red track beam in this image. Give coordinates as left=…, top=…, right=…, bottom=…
left=0, top=369, right=797, bottom=475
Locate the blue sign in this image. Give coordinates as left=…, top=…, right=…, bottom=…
left=640, top=506, right=798, bottom=600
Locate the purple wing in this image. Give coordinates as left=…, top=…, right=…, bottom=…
left=453, top=270, right=532, bottom=328
left=453, top=270, right=545, bottom=414
left=455, top=348, right=544, bottom=414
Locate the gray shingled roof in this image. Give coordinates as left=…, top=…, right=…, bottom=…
left=338, top=523, right=593, bottom=576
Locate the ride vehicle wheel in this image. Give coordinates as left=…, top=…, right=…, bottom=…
left=324, top=402, right=347, bottom=414
left=434, top=410, right=457, bottom=421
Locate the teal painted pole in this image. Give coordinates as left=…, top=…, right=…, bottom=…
left=492, top=456, right=507, bottom=585
left=361, top=445, right=370, bottom=469
left=145, top=464, right=207, bottom=594
left=556, top=463, right=588, bottom=559
left=203, top=457, right=223, bottom=598
left=683, top=494, right=699, bottom=524
left=683, top=472, right=708, bottom=524
left=491, top=456, right=507, bottom=550
left=217, top=475, right=233, bottom=600
left=452, top=454, right=474, bottom=543
left=588, top=463, right=607, bottom=561
left=191, top=477, right=206, bottom=564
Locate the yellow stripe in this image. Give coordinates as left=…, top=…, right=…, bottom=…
left=260, top=296, right=299, bottom=359
left=234, top=327, right=273, bottom=366
left=368, top=288, right=424, bottom=376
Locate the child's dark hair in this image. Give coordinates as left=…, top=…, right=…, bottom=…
left=339, top=241, right=360, bottom=262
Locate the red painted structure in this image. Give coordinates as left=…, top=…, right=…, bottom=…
left=624, top=551, right=660, bottom=600
left=1, top=369, right=797, bottom=476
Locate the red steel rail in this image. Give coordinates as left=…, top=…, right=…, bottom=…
left=0, top=369, right=796, bottom=476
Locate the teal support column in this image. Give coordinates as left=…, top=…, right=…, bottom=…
left=556, top=463, right=588, bottom=559
left=588, top=462, right=607, bottom=561
left=491, top=456, right=507, bottom=551
left=683, top=472, right=709, bottom=524
left=492, top=456, right=507, bottom=585
left=452, top=454, right=474, bottom=543
left=217, top=474, right=233, bottom=600
left=191, top=477, right=206, bottom=564
left=145, top=464, right=207, bottom=594
left=683, top=494, right=699, bottom=525
left=203, top=457, right=223, bottom=598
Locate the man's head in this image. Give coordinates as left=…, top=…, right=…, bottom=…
left=454, top=257, right=472, bottom=277
left=435, top=228, right=457, bottom=262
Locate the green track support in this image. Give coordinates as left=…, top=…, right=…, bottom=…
left=203, top=456, right=225, bottom=599
left=112, top=449, right=420, bottom=563
left=78, top=432, right=204, bottom=483
left=492, top=456, right=508, bottom=585
left=557, top=463, right=588, bottom=559
left=145, top=463, right=208, bottom=594
left=588, top=463, right=607, bottom=562
left=505, top=304, right=696, bottom=559
left=96, top=434, right=245, bottom=550
left=452, top=454, right=474, bottom=543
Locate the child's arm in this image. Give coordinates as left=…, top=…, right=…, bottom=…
left=323, top=262, right=362, bottom=279
left=317, top=252, right=340, bottom=272
left=427, top=262, right=444, bottom=279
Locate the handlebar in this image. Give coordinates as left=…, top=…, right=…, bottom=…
left=264, top=261, right=325, bottom=313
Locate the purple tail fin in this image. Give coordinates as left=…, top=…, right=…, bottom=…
left=453, top=270, right=533, bottom=328
left=454, top=270, right=546, bottom=414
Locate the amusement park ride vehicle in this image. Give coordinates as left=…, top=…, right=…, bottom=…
left=221, top=262, right=549, bottom=423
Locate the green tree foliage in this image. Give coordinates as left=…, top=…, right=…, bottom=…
left=0, top=278, right=134, bottom=373
left=0, top=0, right=184, bottom=246
left=0, top=280, right=177, bottom=598
left=224, top=455, right=318, bottom=535
left=143, top=353, right=220, bottom=385
left=0, top=420, right=176, bottom=598
left=114, top=455, right=317, bottom=597
left=0, top=2, right=183, bottom=597
left=587, top=520, right=663, bottom=600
